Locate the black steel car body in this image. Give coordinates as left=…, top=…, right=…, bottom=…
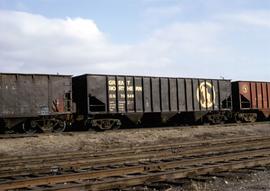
left=72, top=74, right=232, bottom=130
left=0, top=73, right=72, bottom=132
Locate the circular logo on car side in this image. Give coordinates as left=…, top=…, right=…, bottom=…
left=197, top=82, right=215, bottom=108
left=242, top=85, right=248, bottom=94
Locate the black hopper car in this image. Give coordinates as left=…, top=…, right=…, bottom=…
left=72, top=74, right=232, bottom=130
left=0, top=73, right=72, bottom=133
left=0, top=72, right=269, bottom=133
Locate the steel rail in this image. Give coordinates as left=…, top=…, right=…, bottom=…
left=58, top=156, right=270, bottom=191
left=0, top=121, right=269, bottom=138
left=1, top=146, right=270, bottom=190
left=1, top=134, right=269, bottom=164
left=1, top=136, right=270, bottom=179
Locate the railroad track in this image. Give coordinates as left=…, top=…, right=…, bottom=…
left=0, top=134, right=38, bottom=139
left=0, top=121, right=269, bottom=138
left=1, top=135, right=270, bottom=190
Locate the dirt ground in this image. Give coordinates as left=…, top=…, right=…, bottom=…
left=1, top=123, right=270, bottom=190
left=184, top=169, right=270, bottom=191
left=1, top=123, right=270, bottom=157
left=128, top=168, right=270, bottom=191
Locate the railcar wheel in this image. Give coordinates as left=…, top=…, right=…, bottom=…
left=235, top=118, right=242, bottom=123
left=206, top=114, right=223, bottom=125
left=112, top=119, right=121, bottom=129
left=3, top=128, right=15, bottom=134
left=91, top=119, right=122, bottom=131
left=234, top=113, right=242, bottom=123
left=53, top=120, right=66, bottom=133
left=22, top=121, right=38, bottom=134
left=249, top=115, right=257, bottom=123
left=246, top=113, right=257, bottom=123
left=40, top=120, right=54, bottom=133
left=84, top=119, right=93, bottom=131
left=100, top=120, right=112, bottom=130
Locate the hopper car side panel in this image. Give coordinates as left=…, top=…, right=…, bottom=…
left=72, top=75, right=87, bottom=115
left=126, top=76, right=135, bottom=112
left=143, top=78, right=151, bottom=112
left=233, top=81, right=270, bottom=110
left=134, top=77, right=143, bottom=112
left=0, top=73, right=72, bottom=130
left=160, top=78, right=169, bottom=112
left=0, top=74, right=72, bottom=118
left=169, top=79, right=178, bottom=112
left=232, top=81, right=270, bottom=120
left=72, top=74, right=232, bottom=129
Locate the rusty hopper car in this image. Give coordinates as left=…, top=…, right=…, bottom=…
left=0, top=73, right=72, bottom=133
left=232, top=81, right=270, bottom=122
left=72, top=74, right=232, bottom=130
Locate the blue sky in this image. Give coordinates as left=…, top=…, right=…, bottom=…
left=0, top=0, right=270, bottom=80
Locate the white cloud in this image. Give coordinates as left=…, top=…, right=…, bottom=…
left=144, top=5, right=182, bottom=18
left=0, top=11, right=131, bottom=74
left=220, top=10, right=270, bottom=28
left=0, top=10, right=270, bottom=81
left=0, top=10, right=223, bottom=77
